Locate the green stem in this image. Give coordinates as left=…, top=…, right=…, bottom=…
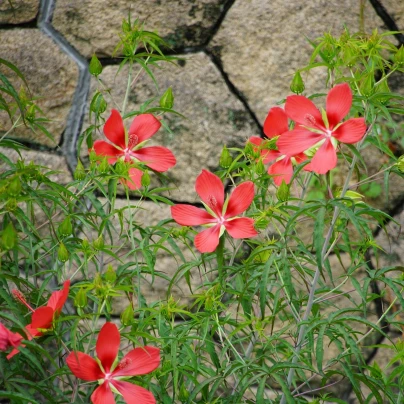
left=121, top=61, right=133, bottom=116
left=216, top=235, right=225, bottom=286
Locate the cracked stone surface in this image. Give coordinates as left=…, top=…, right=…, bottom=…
left=0, top=0, right=39, bottom=24
left=53, top=0, right=228, bottom=58
left=209, top=0, right=390, bottom=123
left=379, top=0, right=404, bottom=29
left=0, top=29, right=79, bottom=147
left=85, top=52, right=260, bottom=202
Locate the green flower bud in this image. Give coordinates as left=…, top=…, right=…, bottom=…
left=396, top=155, right=404, bottom=173
left=374, top=78, right=390, bottom=104
left=93, top=235, right=104, bottom=250
left=90, top=92, right=107, bottom=114
left=74, top=288, right=88, bottom=308
left=6, top=198, right=17, bottom=212
left=98, top=157, right=110, bottom=174
left=114, top=160, right=127, bottom=176
left=58, top=217, right=73, bottom=237
left=57, top=242, right=69, bottom=262
left=256, top=159, right=265, bottom=175
left=74, top=159, right=86, bottom=181
left=105, top=265, right=117, bottom=283
left=2, top=222, right=17, bottom=250
left=159, top=87, right=174, bottom=109
left=244, top=142, right=255, bottom=159
left=8, top=176, right=22, bottom=197
left=140, top=170, right=150, bottom=187
left=290, top=71, right=305, bottom=94
left=219, top=146, right=233, bottom=168
left=81, top=238, right=90, bottom=251
left=359, top=73, right=374, bottom=98
left=89, top=54, right=103, bottom=77
left=25, top=104, right=36, bottom=121
left=179, top=384, right=190, bottom=401
left=394, top=45, right=404, bottom=66
left=276, top=180, right=290, bottom=202
left=121, top=304, right=134, bottom=326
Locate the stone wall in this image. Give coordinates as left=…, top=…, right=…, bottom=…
left=0, top=1, right=403, bottom=401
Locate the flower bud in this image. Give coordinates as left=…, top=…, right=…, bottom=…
left=74, top=159, right=86, bottom=181
left=276, top=180, right=290, bottom=201
left=98, top=157, right=110, bottom=174
left=394, top=45, right=404, bottom=66
left=159, top=87, right=174, bottom=109
left=141, top=170, right=150, bottom=187
left=396, top=155, right=404, bottom=173
left=374, top=78, right=390, bottom=104
left=89, top=54, right=103, bottom=77
left=2, top=222, right=17, bottom=250
left=290, top=71, right=305, bottom=94
left=359, top=73, right=374, bottom=98
left=114, top=160, right=127, bottom=176
left=8, top=176, right=22, bottom=197
left=57, top=242, right=69, bottom=262
left=74, top=288, right=88, bottom=308
left=93, top=235, right=104, bottom=250
left=105, top=265, right=117, bottom=283
left=58, top=217, right=73, bottom=237
left=81, top=238, right=90, bottom=251
left=219, top=146, right=233, bottom=168
left=121, top=304, right=134, bottom=326
left=6, top=198, right=17, bottom=212
left=256, top=160, right=265, bottom=175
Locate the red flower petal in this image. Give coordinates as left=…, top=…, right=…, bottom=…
left=194, top=225, right=221, bottom=253
left=131, top=146, right=176, bottom=172
left=66, top=351, right=103, bottom=381
left=31, top=306, right=54, bottom=330
left=263, top=107, right=289, bottom=138
left=248, top=136, right=263, bottom=147
left=121, top=168, right=143, bottom=190
left=171, top=205, right=216, bottom=226
left=93, top=140, right=123, bottom=162
left=129, top=114, right=161, bottom=143
left=112, top=346, right=160, bottom=378
left=308, top=139, right=337, bottom=174
left=262, top=149, right=281, bottom=164
left=332, top=118, right=366, bottom=144
left=326, top=83, right=352, bottom=129
left=104, top=109, right=126, bottom=149
left=0, top=322, right=22, bottom=351
left=47, top=280, right=70, bottom=313
left=195, top=170, right=224, bottom=217
left=277, top=128, right=324, bottom=156
left=225, top=182, right=255, bottom=218
left=91, top=382, right=116, bottom=404
left=111, top=380, right=156, bottom=404
left=96, top=322, right=120, bottom=373
left=224, top=218, right=257, bottom=239
left=268, top=157, right=294, bottom=186
left=285, top=95, right=323, bottom=127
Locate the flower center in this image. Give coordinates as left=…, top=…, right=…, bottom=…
left=323, top=129, right=333, bottom=138
left=127, top=134, right=138, bottom=149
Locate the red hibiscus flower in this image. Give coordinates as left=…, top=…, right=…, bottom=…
left=0, top=322, right=22, bottom=352
left=171, top=170, right=257, bottom=253
left=67, top=322, right=160, bottom=404
left=277, top=83, right=367, bottom=174
left=93, top=109, right=176, bottom=172
left=248, top=107, right=306, bottom=185
left=8, top=280, right=70, bottom=359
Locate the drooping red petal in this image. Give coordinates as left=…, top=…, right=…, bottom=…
left=112, top=346, right=160, bottom=378
left=224, top=218, right=258, bottom=239
left=277, top=128, right=324, bottom=156
left=285, top=95, right=323, bottom=127
left=194, top=225, right=221, bottom=253
left=96, top=322, right=120, bottom=373
left=111, top=380, right=156, bottom=404
left=104, top=109, right=126, bottom=149
left=306, top=139, right=337, bottom=174
left=47, top=280, right=70, bottom=313
left=262, top=149, right=282, bottom=164
left=31, top=307, right=54, bottom=330
left=91, top=382, right=116, bottom=404
left=268, top=157, right=294, bottom=186
left=225, top=182, right=255, bottom=218
left=0, top=322, right=22, bottom=351
left=131, top=146, right=176, bottom=172
left=129, top=114, right=161, bottom=143
left=121, top=168, right=143, bottom=190
left=263, top=107, right=289, bottom=138
left=326, top=83, right=352, bottom=128
left=171, top=205, right=216, bottom=226
left=195, top=170, right=224, bottom=217
left=93, top=140, right=123, bottom=162
left=332, top=118, right=366, bottom=144
left=248, top=136, right=263, bottom=147
left=66, top=351, right=103, bottom=381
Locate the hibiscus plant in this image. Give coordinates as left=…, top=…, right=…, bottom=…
left=0, top=21, right=404, bottom=404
